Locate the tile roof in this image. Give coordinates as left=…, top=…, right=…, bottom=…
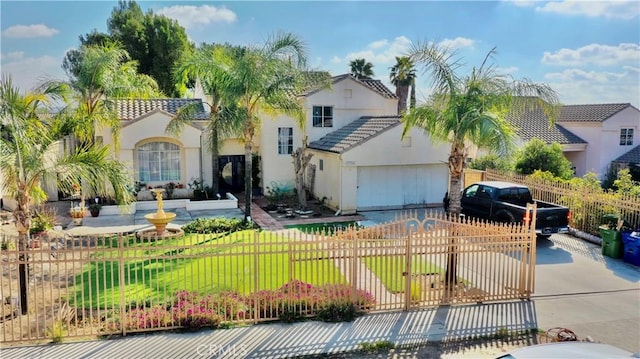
left=308, top=115, right=401, bottom=153
left=613, top=145, right=640, bottom=164
left=507, top=108, right=587, bottom=145
left=115, top=98, right=209, bottom=121
left=305, top=74, right=397, bottom=99
left=558, top=103, right=632, bottom=122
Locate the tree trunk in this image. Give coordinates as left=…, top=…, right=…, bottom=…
left=410, top=82, right=416, bottom=110
left=244, top=141, right=253, bottom=221
left=292, top=144, right=313, bottom=209
left=396, top=84, right=409, bottom=115
left=14, top=193, right=31, bottom=315
left=444, top=141, right=467, bottom=291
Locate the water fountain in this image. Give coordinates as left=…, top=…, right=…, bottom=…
left=142, top=188, right=178, bottom=236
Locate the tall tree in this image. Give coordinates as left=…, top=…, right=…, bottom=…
left=402, top=43, right=559, bottom=291
left=64, top=0, right=193, bottom=97
left=174, top=34, right=312, bottom=220
left=0, top=75, right=133, bottom=314
left=349, top=58, right=374, bottom=79
left=171, top=44, right=245, bottom=196
left=60, top=42, right=161, bottom=147
left=403, top=43, right=560, bottom=216
left=390, top=56, right=416, bottom=115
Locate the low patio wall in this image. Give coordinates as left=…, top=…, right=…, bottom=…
left=100, top=193, right=238, bottom=215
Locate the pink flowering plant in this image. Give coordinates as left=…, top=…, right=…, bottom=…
left=112, top=281, right=376, bottom=332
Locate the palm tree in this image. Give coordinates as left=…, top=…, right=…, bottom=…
left=60, top=42, right=161, bottom=147
left=174, top=34, right=311, bottom=220
left=349, top=58, right=374, bottom=79
left=389, top=56, right=416, bottom=114
left=172, top=45, right=246, bottom=196
left=402, top=43, right=559, bottom=291
left=404, top=43, right=560, bottom=216
left=0, top=75, right=133, bottom=313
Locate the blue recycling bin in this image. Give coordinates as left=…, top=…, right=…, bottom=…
left=621, top=231, right=640, bottom=266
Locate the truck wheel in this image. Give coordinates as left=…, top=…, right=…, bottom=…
left=496, top=210, right=516, bottom=223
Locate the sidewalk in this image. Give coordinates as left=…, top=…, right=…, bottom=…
left=1, top=300, right=539, bottom=358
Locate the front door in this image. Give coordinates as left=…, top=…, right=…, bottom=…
left=218, top=155, right=245, bottom=193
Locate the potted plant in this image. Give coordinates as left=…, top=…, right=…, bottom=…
left=70, top=205, right=86, bottom=225
left=88, top=203, right=102, bottom=217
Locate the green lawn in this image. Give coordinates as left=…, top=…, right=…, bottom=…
left=361, top=254, right=443, bottom=293
left=284, top=221, right=360, bottom=234
left=75, top=231, right=345, bottom=308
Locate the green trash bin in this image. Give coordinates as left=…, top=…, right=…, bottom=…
left=599, top=214, right=629, bottom=259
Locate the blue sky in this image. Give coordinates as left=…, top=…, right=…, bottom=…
left=1, top=1, right=639, bottom=107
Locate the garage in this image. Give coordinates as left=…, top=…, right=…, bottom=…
left=356, top=164, right=449, bottom=210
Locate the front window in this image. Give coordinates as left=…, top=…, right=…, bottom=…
left=620, top=128, right=634, bottom=146
left=312, top=106, right=333, bottom=127
left=138, top=142, right=181, bottom=182
left=278, top=127, right=293, bottom=155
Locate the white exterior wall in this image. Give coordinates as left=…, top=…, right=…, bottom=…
left=305, top=78, right=397, bottom=142
left=258, top=77, right=397, bottom=194
left=98, top=111, right=203, bottom=187
left=259, top=114, right=300, bottom=192
left=309, top=151, right=343, bottom=211
left=559, top=107, right=640, bottom=177
left=342, top=126, right=449, bottom=166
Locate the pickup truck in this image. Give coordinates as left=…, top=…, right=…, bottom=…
left=458, top=181, right=570, bottom=237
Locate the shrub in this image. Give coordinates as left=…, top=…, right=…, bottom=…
left=514, top=139, right=574, bottom=180
left=469, top=154, right=512, bottom=172
left=29, top=207, right=55, bottom=235
left=182, top=217, right=257, bottom=234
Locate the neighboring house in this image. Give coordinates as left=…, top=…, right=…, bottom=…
left=509, top=103, right=640, bottom=178
left=98, top=74, right=451, bottom=213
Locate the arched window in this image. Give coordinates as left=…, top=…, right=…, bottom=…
left=137, top=142, right=181, bottom=182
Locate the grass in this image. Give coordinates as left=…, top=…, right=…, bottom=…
left=284, top=221, right=360, bottom=234
left=75, top=230, right=345, bottom=308
left=361, top=254, right=443, bottom=293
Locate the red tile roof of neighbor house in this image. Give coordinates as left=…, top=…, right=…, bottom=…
left=115, top=98, right=209, bottom=121
left=308, top=116, right=402, bottom=153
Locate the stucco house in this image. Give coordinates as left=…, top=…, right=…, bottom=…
left=509, top=102, right=640, bottom=178
left=97, top=74, right=451, bottom=214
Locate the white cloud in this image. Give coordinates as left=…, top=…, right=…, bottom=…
left=368, top=40, right=388, bottom=50
left=508, top=0, right=536, bottom=7
left=0, top=51, right=24, bottom=61
left=2, top=24, right=59, bottom=38
left=1, top=55, right=64, bottom=92
left=343, top=36, right=412, bottom=66
left=496, top=66, right=520, bottom=75
left=156, top=5, right=237, bottom=29
left=542, top=43, right=640, bottom=67
left=544, top=67, right=639, bottom=106
left=535, top=1, right=639, bottom=20
left=438, top=37, right=475, bottom=50
left=330, top=56, right=342, bottom=64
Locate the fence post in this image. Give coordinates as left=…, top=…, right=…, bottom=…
left=253, top=230, right=260, bottom=324
left=350, top=229, right=358, bottom=303
left=404, top=229, right=413, bottom=311
left=119, top=234, right=126, bottom=336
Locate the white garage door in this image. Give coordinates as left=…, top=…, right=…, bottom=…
left=357, top=164, right=449, bottom=210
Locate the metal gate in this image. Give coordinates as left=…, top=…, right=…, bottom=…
left=328, top=204, right=538, bottom=311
